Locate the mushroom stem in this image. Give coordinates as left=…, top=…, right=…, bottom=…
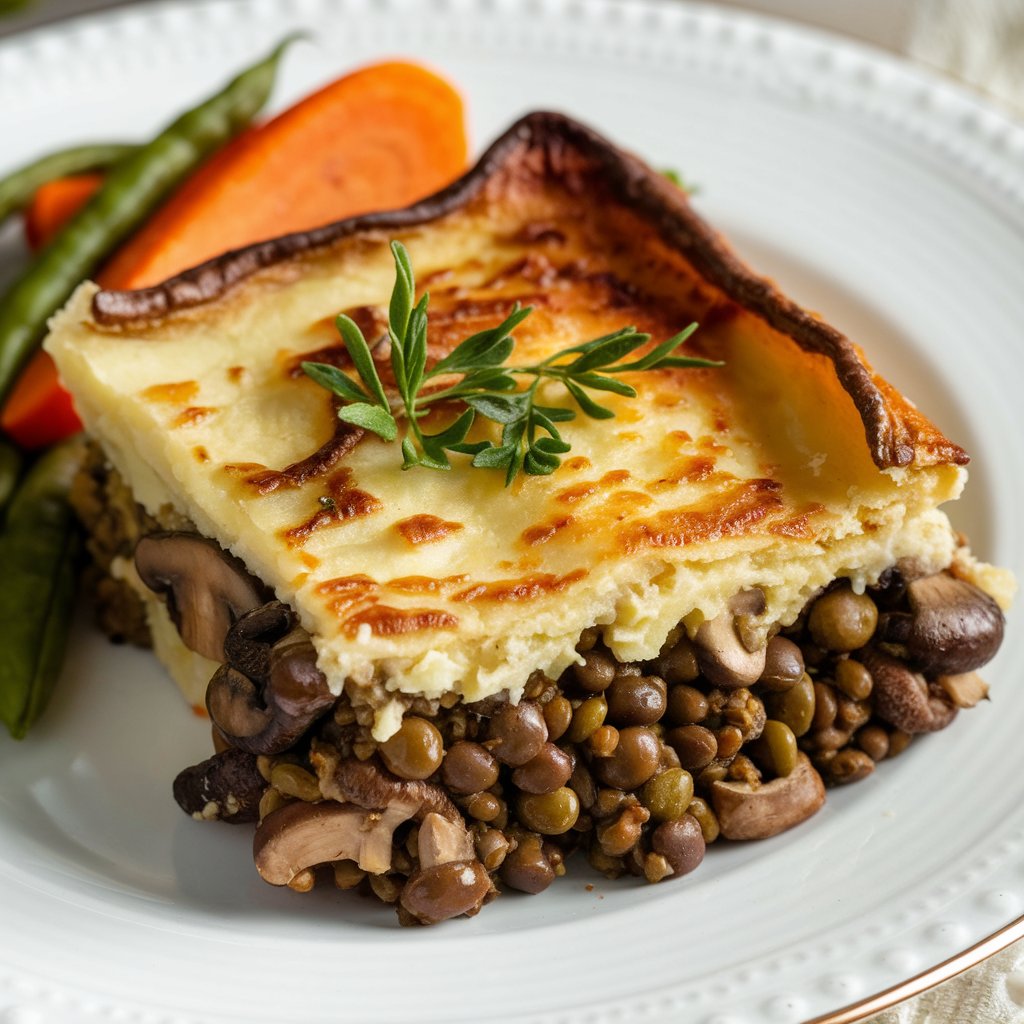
left=312, top=746, right=461, bottom=823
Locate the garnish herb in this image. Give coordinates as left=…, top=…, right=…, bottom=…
left=303, top=241, right=719, bottom=485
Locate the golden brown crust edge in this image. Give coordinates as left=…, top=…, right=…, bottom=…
left=91, top=111, right=968, bottom=471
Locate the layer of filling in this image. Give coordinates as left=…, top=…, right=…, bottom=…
left=73, top=450, right=1009, bottom=926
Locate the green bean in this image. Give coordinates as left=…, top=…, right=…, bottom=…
left=0, top=143, right=138, bottom=224
left=0, top=437, right=83, bottom=739
left=0, top=439, right=22, bottom=514
left=0, top=34, right=299, bottom=405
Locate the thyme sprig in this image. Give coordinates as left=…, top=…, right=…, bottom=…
left=302, top=241, right=719, bottom=484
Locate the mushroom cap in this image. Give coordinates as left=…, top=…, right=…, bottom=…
left=223, top=601, right=295, bottom=680
left=882, top=573, right=1005, bottom=676
left=861, top=648, right=957, bottom=734
left=172, top=747, right=266, bottom=823
left=207, top=664, right=274, bottom=741
left=710, top=753, right=826, bottom=840
left=135, top=532, right=264, bottom=662
left=207, top=610, right=336, bottom=755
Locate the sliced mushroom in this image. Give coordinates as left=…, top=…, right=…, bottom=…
left=860, top=648, right=957, bottom=734
left=417, top=812, right=475, bottom=868
left=135, top=532, right=264, bottom=661
left=172, top=747, right=266, bottom=824
left=878, top=573, right=1004, bottom=676
left=207, top=607, right=336, bottom=754
left=937, top=672, right=990, bottom=709
left=223, top=600, right=295, bottom=680
left=710, top=753, right=826, bottom=840
left=253, top=797, right=418, bottom=883
left=311, top=746, right=461, bottom=822
left=693, top=589, right=768, bottom=688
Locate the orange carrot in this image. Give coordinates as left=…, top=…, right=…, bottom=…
left=3, top=60, right=467, bottom=448
left=24, top=174, right=103, bottom=250
left=0, top=350, right=81, bottom=449
left=102, top=61, right=467, bottom=289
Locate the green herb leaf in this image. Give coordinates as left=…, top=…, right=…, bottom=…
left=429, top=303, right=531, bottom=376
left=389, top=241, right=415, bottom=341
left=563, top=379, right=615, bottom=419
left=471, top=444, right=515, bottom=469
left=662, top=167, right=701, bottom=195
left=533, top=436, right=572, bottom=455
left=573, top=373, right=638, bottom=397
left=303, top=241, right=719, bottom=484
left=465, top=393, right=527, bottom=424
left=614, top=322, right=699, bottom=372
left=564, top=328, right=649, bottom=372
left=534, top=405, right=576, bottom=423
left=335, top=314, right=390, bottom=409
left=336, top=402, right=398, bottom=441
left=301, top=361, right=370, bottom=404
left=405, top=293, right=430, bottom=397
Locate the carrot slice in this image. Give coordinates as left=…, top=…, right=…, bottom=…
left=3, top=60, right=467, bottom=448
left=24, top=174, right=104, bottom=251
left=0, top=351, right=81, bottom=449
left=102, top=61, right=467, bottom=289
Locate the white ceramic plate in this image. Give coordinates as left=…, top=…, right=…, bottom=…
left=2, top=2, right=1023, bottom=1022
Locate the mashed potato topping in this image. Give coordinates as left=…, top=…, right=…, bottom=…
left=45, top=114, right=982, bottom=738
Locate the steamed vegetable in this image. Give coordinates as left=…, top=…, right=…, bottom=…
left=102, top=60, right=467, bottom=289
left=0, top=437, right=82, bottom=739
left=3, top=58, right=467, bottom=449
left=0, top=142, right=134, bottom=225
left=0, top=35, right=298, bottom=409
left=23, top=172, right=103, bottom=249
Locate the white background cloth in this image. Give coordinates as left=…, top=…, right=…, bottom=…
left=2, top=1, right=1023, bottom=1021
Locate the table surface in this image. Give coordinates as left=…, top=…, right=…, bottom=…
left=1, top=2, right=1022, bottom=1023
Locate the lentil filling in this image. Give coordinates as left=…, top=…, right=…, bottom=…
left=73, top=450, right=1005, bottom=926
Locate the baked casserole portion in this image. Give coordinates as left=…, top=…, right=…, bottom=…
left=45, top=113, right=1013, bottom=924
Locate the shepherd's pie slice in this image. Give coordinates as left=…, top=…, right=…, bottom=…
left=44, top=113, right=1012, bottom=922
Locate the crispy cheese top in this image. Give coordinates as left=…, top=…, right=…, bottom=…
left=46, top=115, right=968, bottom=735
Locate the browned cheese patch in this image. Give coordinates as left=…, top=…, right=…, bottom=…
left=283, top=468, right=382, bottom=547
left=223, top=422, right=365, bottom=495
left=768, top=504, right=827, bottom=538
left=172, top=406, right=217, bottom=428
left=140, top=380, right=198, bottom=404
left=646, top=455, right=719, bottom=494
left=453, top=569, right=588, bottom=603
left=394, top=515, right=464, bottom=546
left=342, top=605, right=459, bottom=638
left=556, top=470, right=632, bottom=506
left=617, top=479, right=785, bottom=554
